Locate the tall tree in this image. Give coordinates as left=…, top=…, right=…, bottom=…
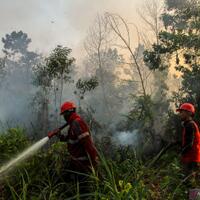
left=0, top=31, right=40, bottom=128
left=2, top=31, right=39, bottom=77
left=105, top=13, right=148, bottom=96
left=138, top=0, right=170, bottom=139
left=1, top=31, right=40, bottom=94
left=32, top=62, right=52, bottom=136
left=84, top=15, right=113, bottom=117
left=138, top=0, right=163, bottom=45
left=144, top=0, right=200, bottom=140
left=103, top=13, right=160, bottom=143
left=46, top=45, right=75, bottom=124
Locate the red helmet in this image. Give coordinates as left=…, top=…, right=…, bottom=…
left=60, top=101, right=76, bottom=115
left=176, top=103, right=195, bottom=114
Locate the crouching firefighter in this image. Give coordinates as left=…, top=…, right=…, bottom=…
left=176, top=103, right=200, bottom=186
left=48, top=101, right=99, bottom=189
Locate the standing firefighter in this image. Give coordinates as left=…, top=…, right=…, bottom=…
left=176, top=103, right=200, bottom=184
left=48, top=101, right=98, bottom=188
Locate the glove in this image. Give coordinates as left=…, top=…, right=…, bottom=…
left=47, top=128, right=60, bottom=139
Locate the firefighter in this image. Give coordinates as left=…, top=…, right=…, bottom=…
left=176, top=103, right=200, bottom=183
left=48, top=101, right=99, bottom=184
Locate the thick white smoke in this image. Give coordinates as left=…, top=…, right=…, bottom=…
left=112, top=130, right=138, bottom=146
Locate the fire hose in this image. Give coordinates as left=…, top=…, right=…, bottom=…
left=47, top=123, right=68, bottom=139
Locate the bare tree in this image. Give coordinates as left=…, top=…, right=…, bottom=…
left=84, top=14, right=113, bottom=116
left=138, top=0, right=171, bottom=142
left=105, top=13, right=148, bottom=96
left=138, top=0, right=164, bottom=46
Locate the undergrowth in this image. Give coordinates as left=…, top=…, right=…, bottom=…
left=0, top=128, right=199, bottom=200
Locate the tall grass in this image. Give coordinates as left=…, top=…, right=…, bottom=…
left=0, top=128, right=199, bottom=199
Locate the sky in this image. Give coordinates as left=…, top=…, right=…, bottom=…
left=0, top=0, right=147, bottom=60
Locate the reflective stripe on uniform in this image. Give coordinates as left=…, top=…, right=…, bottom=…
left=78, top=132, right=90, bottom=140
left=71, top=156, right=88, bottom=161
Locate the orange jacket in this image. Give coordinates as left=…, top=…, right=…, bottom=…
left=59, top=113, right=98, bottom=170
left=182, top=120, right=200, bottom=163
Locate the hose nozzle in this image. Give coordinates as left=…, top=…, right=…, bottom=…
left=47, top=129, right=60, bottom=138
left=47, top=123, right=68, bottom=139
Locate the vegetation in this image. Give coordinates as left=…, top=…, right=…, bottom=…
left=0, top=128, right=196, bottom=200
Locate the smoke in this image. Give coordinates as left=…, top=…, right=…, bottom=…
left=0, top=71, right=77, bottom=132
left=112, top=130, right=138, bottom=146
left=0, top=0, right=145, bottom=56
left=0, top=67, right=37, bottom=129
left=65, top=0, right=139, bottom=30
left=0, top=0, right=171, bottom=142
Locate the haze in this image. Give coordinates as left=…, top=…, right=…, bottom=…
left=0, top=0, right=149, bottom=58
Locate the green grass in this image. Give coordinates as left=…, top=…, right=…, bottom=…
left=0, top=128, right=199, bottom=199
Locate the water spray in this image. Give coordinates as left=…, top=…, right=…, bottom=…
left=0, top=123, right=68, bottom=178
